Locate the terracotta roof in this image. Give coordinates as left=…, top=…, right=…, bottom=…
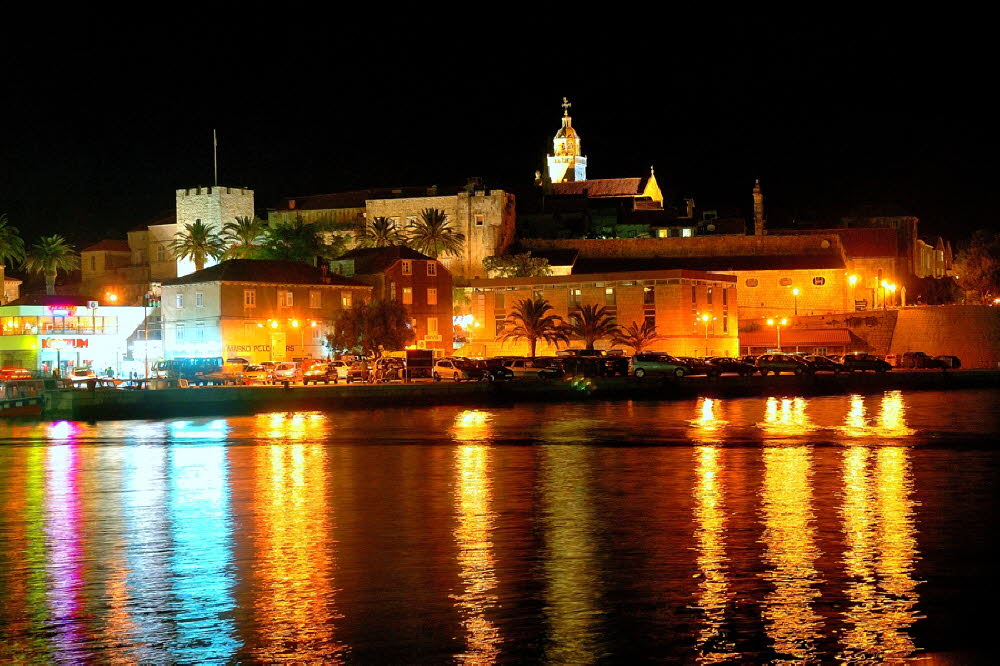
left=549, top=178, right=647, bottom=198
left=573, top=253, right=846, bottom=273
left=277, top=186, right=465, bottom=211
left=333, top=246, right=439, bottom=275
left=634, top=199, right=663, bottom=210
left=771, top=228, right=898, bottom=257
left=740, top=328, right=853, bottom=348
left=161, top=259, right=369, bottom=287
left=82, top=239, right=131, bottom=253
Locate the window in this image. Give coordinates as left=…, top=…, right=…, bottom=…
left=406, top=216, right=417, bottom=228
left=569, top=288, right=582, bottom=307
left=309, top=290, right=322, bottom=308
left=157, top=245, right=166, bottom=262
left=533, top=289, right=543, bottom=302
left=779, top=277, right=793, bottom=287
left=402, top=287, right=413, bottom=305
left=681, top=228, right=693, bottom=237
left=812, top=276, right=826, bottom=286
left=244, top=289, right=256, bottom=307
left=409, top=318, right=417, bottom=330
left=494, top=291, right=505, bottom=311
left=175, top=322, right=185, bottom=341
left=723, top=314, right=728, bottom=333
left=707, top=288, right=713, bottom=305
left=427, top=288, right=437, bottom=305
left=605, top=287, right=616, bottom=306
left=427, top=261, right=437, bottom=276
left=176, top=293, right=184, bottom=309
left=643, top=286, right=655, bottom=305
left=90, top=256, right=96, bottom=271
left=745, top=278, right=759, bottom=288
left=644, top=313, right=656, bottom=328
left=401, top=260, right=412, bottom=275
left=342, top=291, right=353, bottom=308
left=195, top=291, right=203, bottom=308
left=388, top=217, right=399, bottom=229
left=722, top=289, right=728, bottom=305
left=691, top=286, right=697, bottom=304
left=390, top=281, right=396, bottom=301
left=475, top=214, right=485, bottom=226
left=278, top=290, right=293, bottom=307
left=427, top=317, right=438, bottom=335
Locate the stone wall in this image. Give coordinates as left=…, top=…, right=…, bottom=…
left=175, top=186, right=254, bottom=277
left=522, top=234, right=846, bottom=259
left=890, top=306, right=1000, bottom=368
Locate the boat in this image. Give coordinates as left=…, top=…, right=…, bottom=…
left=0, top=379, right=47, bottom=416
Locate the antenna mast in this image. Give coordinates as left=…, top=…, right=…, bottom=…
left=213, top=129, right=218, bottom=186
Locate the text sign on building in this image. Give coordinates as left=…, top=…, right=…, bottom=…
left=47, top=305, right=79, bottom=317
left=41, top=338, right=90, bottom=349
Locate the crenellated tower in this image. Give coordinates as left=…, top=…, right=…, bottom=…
left=546, top=97, right=587, bottom=183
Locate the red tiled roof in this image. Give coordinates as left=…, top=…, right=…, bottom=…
left=549, top=178, right=646, bottom=198
left=740, top=328, right=852, bottom=347
left=634, top=199, right=663, bottom=210
left=82, top=239, right=131, bottom=253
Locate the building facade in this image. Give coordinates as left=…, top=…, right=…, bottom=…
left=457, top=269, right=739, bottom=358
left=331, top=247, right=454, bottom=351
left=160, top=260, right=371, bottom=363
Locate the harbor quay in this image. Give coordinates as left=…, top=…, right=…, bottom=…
left=39, top=369, right=1000, bottom=421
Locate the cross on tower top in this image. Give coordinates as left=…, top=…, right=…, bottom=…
left=562, top=96, right=571, bottom=116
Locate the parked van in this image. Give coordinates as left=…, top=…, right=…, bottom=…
left=629, top=354, right=691, bottom=378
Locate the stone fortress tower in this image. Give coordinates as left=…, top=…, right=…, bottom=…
left=174, top=185, right=254, bottom=276
left=753, top=179, right=766, bottom=236
left=546, top=97, right=588, bottom=183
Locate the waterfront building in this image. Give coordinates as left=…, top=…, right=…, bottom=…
left=159, top=259, right=371, bottom=363
left=457, top=269, right=738, bottom=358
left=0, top=294, right=146, bottom=375
left=3, top=275, right=21, bottom=305
left=331, top=246, right=454, bottom=351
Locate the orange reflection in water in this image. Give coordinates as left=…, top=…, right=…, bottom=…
left=759, top=397, right=814, bottom=439
left=690, top=398, right=727, bottom=443
left=840, top=392, right=915, bottom=439
left=692, top=446, right=737, bottom=663
left=249, top=412, right=343, bottom=661
left=760, top=446, right=822, bottom=661
left=452, top=410, right=493, bottom=443
left=838, top=446, right=920, bottom=661
left=452, top=443, right=501, bottom=664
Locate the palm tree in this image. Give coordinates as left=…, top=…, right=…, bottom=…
left=23, top=234, right=80, bottom=295
left=408, top=208, right=465, bottom=258
left=222, top=215, right=265, bottom=258
left=356, top=216, right=406, bottom=248
left=565, top=303, right=620, bottom=351
left=261, top=216, right=347, bottom=264
left=170, top=221, right=227, bottom=272
left=497, top=297, right=569, bottom=357
left=0, top=214, right=26, bottom=276
left=612, top=319, right=664, bottom=354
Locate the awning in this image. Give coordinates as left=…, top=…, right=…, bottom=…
left=740, top=328, right=852, bottom=348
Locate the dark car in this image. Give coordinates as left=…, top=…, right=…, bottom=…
left=373, top=357, right=405, bottom=382
left=345, top=361, right=371, bottom=383
left=841, top=353, right=892, bottom=373
left=602, top=356, right=630, bottom=377
left=303, top=362, right=339, bottom=385
left=630, top=354, right=692, bottom=378
left=801, top=354, right=847, bottom=374
left=934, top=355, right=962, bottom=369
left=675, top=357, right=721, bottom=377
left=474, top=359, right=514, bottom=382
left=898, top=351, right=947, bottom=369
left=433, top=359, right=483, bottom=382
left=706, top=357, right=756, bottom=376
left=755, top=353, right=813, bottom=376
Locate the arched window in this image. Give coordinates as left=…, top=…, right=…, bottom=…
left=779, top=277, right=793, bottom=286
left=745, top=278, right=759, bottom=288
left=812, top=276, right=826, bottom=286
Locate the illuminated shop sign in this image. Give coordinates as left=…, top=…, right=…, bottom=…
left=42, top=338, right=90, bottom=349
left=47, top=305, right=80, bottom=317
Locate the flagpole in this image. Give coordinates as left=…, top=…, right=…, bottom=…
left=213, top=128, right=218, bottom=186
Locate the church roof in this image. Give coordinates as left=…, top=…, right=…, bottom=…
left=549, top=178, right=648, bottom=198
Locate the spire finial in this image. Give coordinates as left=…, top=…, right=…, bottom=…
left=650, top=165, right=655, bottom=175
left=562, top=96, right=571, bottom=116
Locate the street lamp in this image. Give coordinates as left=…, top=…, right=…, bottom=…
left=49, top=337, right=66, bottom=377
left=697, top=312, right=716, bottom=355
left=848, top=274, right=860, bottom=310
left=766, top=317, right=788, bottom=352
left=791, top=287, right=800, bottom=316
left=880, top=280, right=896, bottom=310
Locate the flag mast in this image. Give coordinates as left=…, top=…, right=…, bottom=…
left=213, top=129, right=218, bottom=186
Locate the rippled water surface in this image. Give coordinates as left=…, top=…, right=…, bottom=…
left=1, top=389, right=998, bottom=663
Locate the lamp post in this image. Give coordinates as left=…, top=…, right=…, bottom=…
left=848, top=274, right=859, bottom=309
left=880, top=280, right=896, bottom=310
left=50, top=337, right=66, bottom=377
left=697, top=312, right=716, bottom=355
left=767, top=317, right=788, bottom=352
left=791, top=287, right=800, bottom=316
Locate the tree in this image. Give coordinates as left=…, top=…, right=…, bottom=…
left=327, top=300, right=415, bottom=358
left=23, top=234, right=80, bottom=295
left=482, top=253, right=552, bottom=278
left=497, top=297, right=569, bottom=357
left=222, top=215, right=266, bottom=258
left=170, top=220, right=227, bottom=272
left=612, top=319, right=664, bottom=354
left=955, top=230, right=1000, bottom=303
left=0, top=214, right=26, bottom=274
left=261, top=216, right=347, bottom=264
left=356, top=216, right=406, bottom=248
left=408, top=208, right=465, bottom=258
left=565, top=303, right=619, bottom=350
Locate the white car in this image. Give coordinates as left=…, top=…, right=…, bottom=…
left=272, top=361, right=300, bottom=382
left=328, top=360, right=350, bottom=380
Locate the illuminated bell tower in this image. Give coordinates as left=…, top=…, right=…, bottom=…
left=753, top=179, right=766, bottom=236
left=546, top=97, right=587, bottom=183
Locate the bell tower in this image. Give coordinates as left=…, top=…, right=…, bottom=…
left=753, top=179, right=766, bottom=236
left=546, top=97, right=587, bottom=183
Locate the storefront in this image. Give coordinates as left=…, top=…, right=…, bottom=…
left=0, top=301, right=147, bottom=376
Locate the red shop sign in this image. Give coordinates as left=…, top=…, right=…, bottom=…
left=41, top=338, right=89, bottom=349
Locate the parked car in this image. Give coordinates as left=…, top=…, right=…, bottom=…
left=898, top=351, right=947, bottom=369
left=502, top=357, right=555, bottom=379
left=706, top=357, right=756, bottom=376
left=884, top=353, right=899, bottom=367
left=630, top=353, right=692, bottom=378
left=345, top=361, right=371, bottom=383
left=675, top=357, right=721, bottom=377
left=303, top=362, right=339, bottom=385
left=841, top=353, right=892, bottom=373
left=272, top=361, right=301, bottom=382
left=934, top=354, right=962, bottom=369
left=755, top=353, right=813, bottom=376
left=474, top=359, right=514, bottom=382
left=602, top=355, right=631, bottom=377
left=69, top=367, right=96, bottom=380
left=242, top=364, right=273, bottom=384
left=373, top=357, right=405, bottom=382
left=538, top=358, right=567, bottom=381
left=801, top=354, right=847, bottom=374
left=0, top=367, right=33, bottom=381
left=328, top=359, right=350, bottom=380
left=433, top=359, right=483, bottom=382
left=740, top=355, right=759, bottom=366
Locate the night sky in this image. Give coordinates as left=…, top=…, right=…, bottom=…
left=1, top=15, right=992, bottom=262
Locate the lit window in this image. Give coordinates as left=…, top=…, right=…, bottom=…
left=427, top=261, right=437, bottom=276
left=427, top=317, right=438, bottom=335
left=813, top=276, right=826, bottom=286
left=278, top=290, right=293, bottom=307
left=402, top=287, right=413, bottom=305
left=707, top=288, right=713, bottom=305
left=244, top=289, right=256, bottom=307
left=341, top=291, right=353, bottom=308
left=475, top=214, right=485, bottom=226
left=656, top=229, right=668, bottom=238
left=745, top=278, right=759, bottom=288
left=427, top=288, right=437, bottom=305
left=309, top=290, right=322, bottom=308
left=195, top=291, right=203, bottom=308
left=682, top=228, right=693, bottom=237
left=605, top=287, right=616, bottom=306
left=643, top=286, right=655, bottom=305
left=401, top=260, right=412, bottom=275
left=176, top=293, right=184, bottom=309
left=569, top=288, right=582, bottom=307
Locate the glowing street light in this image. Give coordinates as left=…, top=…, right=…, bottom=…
left=766, top=317, right=788, bottom=352
left=880, top=280, right=897, bottom=310
left=696, top=312, right=717, bottom=354
left=791, top=287, right=800, bottom=316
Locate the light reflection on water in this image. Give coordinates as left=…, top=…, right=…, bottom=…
left=0, top=389, right=996, bottom=662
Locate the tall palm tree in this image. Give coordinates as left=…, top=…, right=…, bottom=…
left=23, top=234, right=80, bottom=295
left=356, top=216, right=406, bottom=248
left=222, top=215, right=265, bottom=258
left=261, top=216, right=347, bottom=264
left=612, top=319, right=664, bottom=354
left=565, top=303, right=619, bottom=351
left=170, top=221, right=227, bottom=272
left=0, top=214, right=26, bottom=276
left=408, top=208, right=465, bottom=258
left=497, top=297, right=568, bottom=358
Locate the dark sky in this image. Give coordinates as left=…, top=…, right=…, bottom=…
left=1, top=14, right=993, bottom=256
